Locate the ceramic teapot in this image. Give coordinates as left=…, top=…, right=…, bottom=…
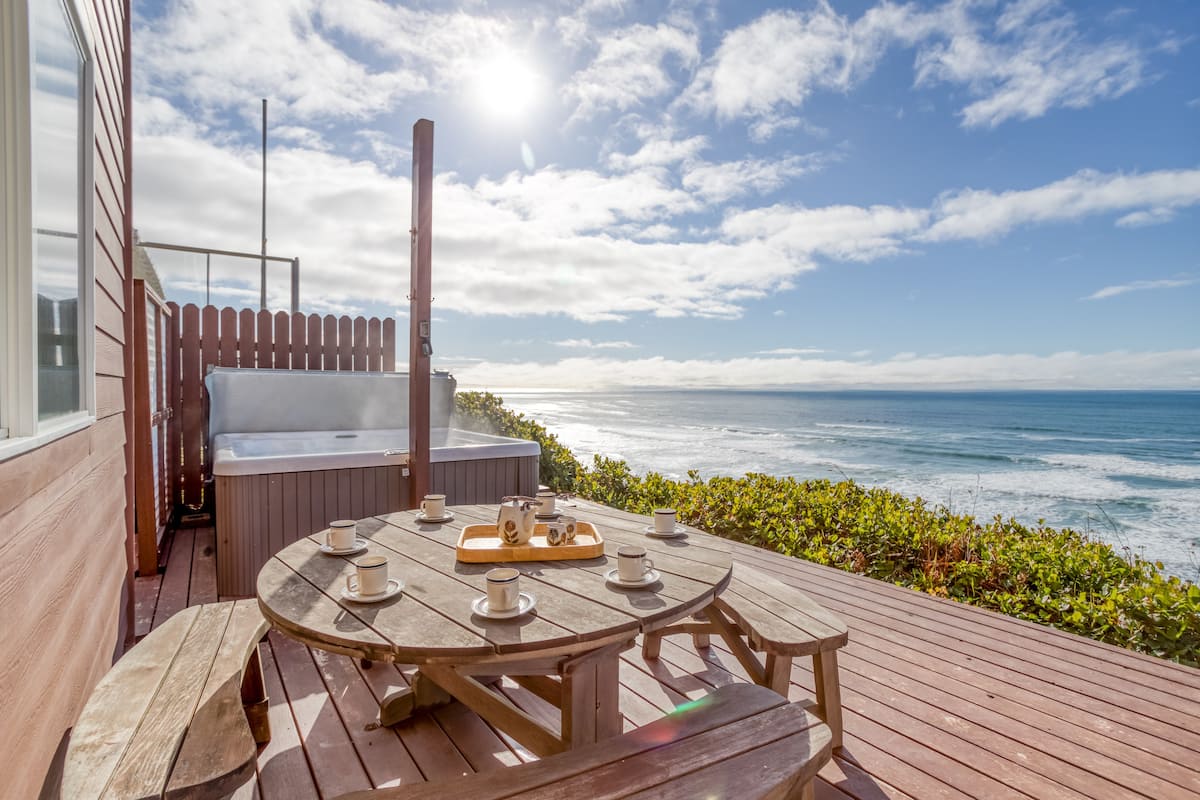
left=496, top=496, right=541, bottom=545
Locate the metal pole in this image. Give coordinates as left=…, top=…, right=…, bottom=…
left=409, top=119, right=434, bottom=508
left=290, top=258, right=299, bottom=314
left=260, top=98, right=267, bottom=311
left=205, top=252, right=210, bottom=307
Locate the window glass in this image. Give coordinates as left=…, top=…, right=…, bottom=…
left=31, top=0, right=84, bottom=421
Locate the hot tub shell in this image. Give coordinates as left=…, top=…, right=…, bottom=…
left=206, top=369, right=539, bottom=595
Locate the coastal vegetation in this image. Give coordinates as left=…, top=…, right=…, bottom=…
left=454, top=391, right=1200, bottom=667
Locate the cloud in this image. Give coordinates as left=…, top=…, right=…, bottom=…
left=682, top=0, right=1158, bottom=133
left=681, top=153, right=828, bottom=203
left=1084, top=278, right=1197, bottom=301
left=452, top=349, right=1200, bottom=390
left=564, top=23, right=699, bottom=121
left=723, top=203, right=930, bottom=262
left=136, top=0, right=513, bottom=122
left=1115, top=207, right=1177, bottom=228
left=607, top=134, right=708, bottom=171
left=922, top=168, right=1200, bottom=242
left=553, top=339, right=639, bottom=349
left=756, top=347, right=824, bottom=355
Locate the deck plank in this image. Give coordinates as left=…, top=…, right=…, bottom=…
left=138, top=509, right=1200, bottom=800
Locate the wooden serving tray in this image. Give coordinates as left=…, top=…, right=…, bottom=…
left=456, top=522, right=605, bottom=563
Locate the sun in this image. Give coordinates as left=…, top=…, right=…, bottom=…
left=472, top=52, right=541, bottom=121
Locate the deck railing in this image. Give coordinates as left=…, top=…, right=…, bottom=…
left=166, top=303, right=396, bottom=511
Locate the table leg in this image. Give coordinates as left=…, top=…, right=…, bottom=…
left=812, top=650, right=844, bottom=750
left=379, top=670, right=452, bottom=727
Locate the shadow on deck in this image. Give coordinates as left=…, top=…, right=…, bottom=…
left=134, top=517, right=1200, bottom=800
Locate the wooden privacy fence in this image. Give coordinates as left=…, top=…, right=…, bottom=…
left=166, top=304, right=396, bottom=511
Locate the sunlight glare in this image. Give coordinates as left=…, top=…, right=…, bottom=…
left=473, top=52, right=540, bottom=121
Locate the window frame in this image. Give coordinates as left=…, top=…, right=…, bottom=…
left=0, top=0, right=96, bottom=462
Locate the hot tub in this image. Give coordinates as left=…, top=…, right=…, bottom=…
left=206, top=368, right=540, bottom=595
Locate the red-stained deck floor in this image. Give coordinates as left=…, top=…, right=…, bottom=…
left=134, top=515, right=1200, bottom=800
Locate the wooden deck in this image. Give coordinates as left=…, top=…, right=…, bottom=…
left=134, top=523, right=1200, bottom=800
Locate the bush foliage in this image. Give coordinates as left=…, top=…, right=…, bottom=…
left=454, top=391, right=1200, bottom=666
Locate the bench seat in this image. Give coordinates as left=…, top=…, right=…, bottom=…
left=643, top=563, right=849, bottom=748
left=337, top=683, right=831, bottom=800
left=62, top=600, right=270, bottom=799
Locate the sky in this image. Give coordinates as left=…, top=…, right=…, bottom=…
left=132, top=0, right=1200, bottom=390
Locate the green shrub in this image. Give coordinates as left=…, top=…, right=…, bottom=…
left=456, top=392, right=1200, bottom=666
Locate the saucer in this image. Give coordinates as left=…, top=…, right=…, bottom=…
left=534, top=511, right=562, bottom=520
left=320, top=538, right=369, bottom=556
left=340, top=578, right=403, bottom=603
left=643, top=525, right=688, bottom=538
left=605, top=568, right=661, bottom=588
left=471, top=592, right=537, bottom=619
left=416, top=511, right=454, bottom=524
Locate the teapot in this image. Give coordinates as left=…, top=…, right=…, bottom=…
left=496, top=496, right=541, bottom=545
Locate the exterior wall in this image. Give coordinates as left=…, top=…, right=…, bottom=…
left=0, top=0, right=131, bottom=796
left=215, top=455, right=538, bottom=596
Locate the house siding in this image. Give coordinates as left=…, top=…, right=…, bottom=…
left=0, top=0, right=132, bottom=796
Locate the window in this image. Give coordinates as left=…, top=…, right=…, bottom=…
left=0, top=0, right=95, bottom=460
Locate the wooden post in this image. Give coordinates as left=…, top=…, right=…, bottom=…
left=132, top=281, right=157, bottom=574
left=408, top=119, right=433, bottom=508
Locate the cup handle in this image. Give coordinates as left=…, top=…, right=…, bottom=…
left=326, top=529, right=333, bottom=547
left=420, top=500, right=428, bottom=515
left=643, top=558, right=654, bottom=574
left=346, top=575, right=358, bottom=593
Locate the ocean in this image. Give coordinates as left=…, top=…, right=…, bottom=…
left=500, top=390, right=1200, bottom=581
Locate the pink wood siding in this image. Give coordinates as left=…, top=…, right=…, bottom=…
left=0, top=0, right=132, bottom=796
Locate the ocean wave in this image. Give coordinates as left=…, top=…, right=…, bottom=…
left=1039, top=453, right=1200, bottom=482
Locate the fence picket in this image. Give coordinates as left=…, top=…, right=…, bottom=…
left=367, top=318, right=382, bottom=371
left=306, top=313, right=322, bottom=370
left=383, top=317, right=396, bottom=371
left=323, top=315, right=337, bottom=368
left=338, top=316, right=352, bottom=370
left=256, top=310, right=273, bottom=369
left=238, top=308, right=256, bottom=367
left=291, top=312, right=306, bottom=370
left=274, top=311, right=290, bottom=369
left=353, top=316, right=368, bottom=370
left=218, top=307, right=238, bottom=367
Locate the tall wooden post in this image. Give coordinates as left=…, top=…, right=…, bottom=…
left=408, top=119, right=434, bottom=507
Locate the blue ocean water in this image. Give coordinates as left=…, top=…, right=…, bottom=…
left=501, top=390, right=1200, bottom=580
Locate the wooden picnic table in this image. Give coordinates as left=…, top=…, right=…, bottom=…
left=256, top=502, right=736, bottom=756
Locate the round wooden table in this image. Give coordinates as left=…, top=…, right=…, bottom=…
left=256, top=501, right=733, bottom=755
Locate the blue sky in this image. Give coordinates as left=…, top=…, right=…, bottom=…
left=132, top=0, right=1200, bottom=389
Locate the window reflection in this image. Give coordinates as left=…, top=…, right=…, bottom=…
left=31, top=0, right=84, bottom=420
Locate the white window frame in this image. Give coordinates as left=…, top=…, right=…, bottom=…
left=0, top=0, right=96, bottom=462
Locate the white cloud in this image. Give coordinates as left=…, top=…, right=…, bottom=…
left=1115, top=207, right=1177, bottom=228
left=453, top=349, right=1200, bottom=390
left=274, top=125, right=330, bottom=151
left=723, top=203, right=930, bottom=262
left=756, top=347, right=824, bottom=355
left=607, top=134, right=708, bottom=171
left=553, top=339, right=639, bottom=349
left=1084, top=278, right=1197, bottom=301
left=564, top=23, right=699, bottom=121
left=681, top=153, right=827, bottom=203
left=923, top=168, right=1200, bottom=242
left=136, top=0, right=514, bottom=122
left=682, top=0, right=1156, bottom=133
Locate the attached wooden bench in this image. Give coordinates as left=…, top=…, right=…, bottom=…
left=643, top=563, right=849, bottom=748
left=337, top=683, right=831, bottom=800
left=62, top=600, right=271, bottom=799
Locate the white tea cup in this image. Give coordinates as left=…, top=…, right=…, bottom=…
left=420, top=494, right=447, bottom=519
left=617, top=544, right=654, bottom=582
left=328, top=520, right=357, bottom=550
left=559, top=516, right=577, bottom=543
left=486, top=567, right=521, bottom=612
left=653, top=508, right=677, bottom=534
left=536, top=490, right=557, bottom=516
left=347, top=555, right=389, bottom=596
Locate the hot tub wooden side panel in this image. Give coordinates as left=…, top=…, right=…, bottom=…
left=216, top=455, right=538, bottom=595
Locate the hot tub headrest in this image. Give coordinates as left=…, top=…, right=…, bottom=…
left=206, top=368, right=456, bottom=437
